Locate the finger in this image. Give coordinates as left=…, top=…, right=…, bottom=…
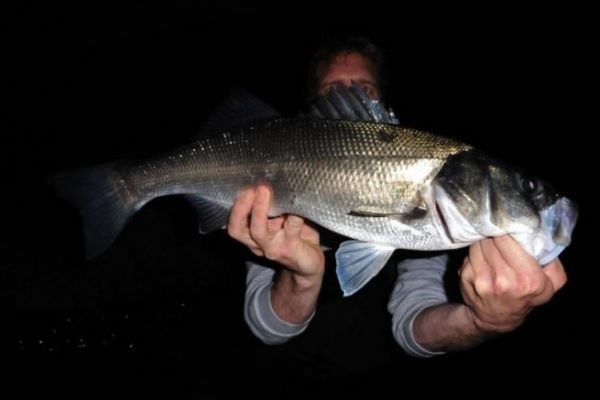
left=284, top=214, right=304, bottom=238
left=267, top=216, right=285, bottom=234
left=468, top=240, right=495, bottom=297
left=493, top=235, right=540, bottom=274
left=249, top=185, right=272, bottom=241
left=248, top=246, right=265, bottom=257
left=227, top=190, right=263, bottom=254
left=300, top=222, right=320, bottom=244
left=480, top=237, right=516, bottom=292
left=480, top=237, right=509, bottom=270
left=530, top=275, right=557, bottom=307
left=227, top=189, right=255, bottom=239
left=459, top=257, right=479, bottom=303
left=542, top=258, right=568, bottom=291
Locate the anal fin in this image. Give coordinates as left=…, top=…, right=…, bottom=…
left=184, top=195, right=230, bottom=234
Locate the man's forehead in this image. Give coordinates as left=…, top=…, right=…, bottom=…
left=322, top=53, right=377, bottom=82
left=329, top=53, right=374, bottom=70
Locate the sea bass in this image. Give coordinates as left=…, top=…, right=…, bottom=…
left=49, top=84, right=578, bottom=296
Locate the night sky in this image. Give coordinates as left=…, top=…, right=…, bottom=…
left=3, top=2, right=596, bottom=398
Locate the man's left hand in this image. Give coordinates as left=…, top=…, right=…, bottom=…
left=459, top=235, right=567, bottom=333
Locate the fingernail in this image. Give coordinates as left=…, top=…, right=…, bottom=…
left=238, top=189, right=251, bottom=199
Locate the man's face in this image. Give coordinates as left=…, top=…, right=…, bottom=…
left=318, top=52, right=380, bottom=100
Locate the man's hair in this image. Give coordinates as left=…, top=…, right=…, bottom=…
left=306, top=35, right=387, bottom=102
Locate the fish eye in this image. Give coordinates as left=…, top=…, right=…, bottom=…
left=517, top=173, right=543, bottom=196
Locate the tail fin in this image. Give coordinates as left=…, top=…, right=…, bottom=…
left=47, top=163, right=136, bottom=259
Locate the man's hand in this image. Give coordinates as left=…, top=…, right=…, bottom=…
left=459, top=235, right=567, bottom=333
left=228, top=185, right=325, bottom=324
left=412, top=235, right=568, bottom=353
left=227, top=185, right=325, bottom=283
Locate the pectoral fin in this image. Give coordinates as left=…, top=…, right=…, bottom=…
left=348, top=206, right=403, bottom=217
left=335, top=240, right=396, bottom=297
left=348, top=205, right=428, bottom=236
left=349, top=200, right=428, bottom=219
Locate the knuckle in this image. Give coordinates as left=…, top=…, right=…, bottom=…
left=248, top=225, right=262, bottom=240
left=494, top=276, right=512, bottom=295
left=459, top=264, right=474, bottom=281
left=251, top=248, right=264, bottom=257
left=312, top=230, right=320, bottom=243
left=493, top=275, right=513, bottom=295
left=516, top=274, right=544, bottom=296
left=227, top=226, right=239, bottom=239
left=473, top=277, right=492, bottom=296
left=556, top=274, right=568, bottom=289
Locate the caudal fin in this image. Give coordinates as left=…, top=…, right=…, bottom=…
left=48, top=163, right=136, bottom=259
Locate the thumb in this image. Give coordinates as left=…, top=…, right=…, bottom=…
left=543, top=258, right=568, bottom=291
left=284, top=215, right=304, bottom=238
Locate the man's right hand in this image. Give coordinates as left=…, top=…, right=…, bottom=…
left=227, top=185, right=325, bottom=281
left=228, top=185, right=325, bottom=324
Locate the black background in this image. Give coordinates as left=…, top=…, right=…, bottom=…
left=2, top=1, right=597, bottom=398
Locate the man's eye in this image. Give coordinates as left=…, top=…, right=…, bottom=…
left=321, top=85, right=336, bottom=96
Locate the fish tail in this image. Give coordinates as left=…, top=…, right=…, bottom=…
left=47, top=163, right=136, bottom=259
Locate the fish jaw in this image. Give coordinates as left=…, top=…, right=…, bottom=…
left=513, top=197, right=578, bottom=265
left=434, top=181, right=578, bottom=264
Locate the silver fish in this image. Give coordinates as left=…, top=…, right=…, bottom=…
left=49, top=84, right=578, bottom=296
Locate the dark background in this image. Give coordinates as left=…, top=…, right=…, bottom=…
left=2, top=1, right=596, bottom=398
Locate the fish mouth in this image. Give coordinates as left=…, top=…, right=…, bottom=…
left=548, top=197, right=579, bottom=246
left=518, top=197, right=578, bottom=265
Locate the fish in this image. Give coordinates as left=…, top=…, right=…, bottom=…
left=48, top=83, right=578, bottom=296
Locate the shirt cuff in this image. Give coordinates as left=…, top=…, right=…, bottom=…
left=397, top=301, right=447, bottom=358
left=246, top=279, right=314, bottom=344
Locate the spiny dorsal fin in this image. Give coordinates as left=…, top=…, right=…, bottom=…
left=307, top=82, right=399, bottom=124
left=200, top=89, right=281, bottom=133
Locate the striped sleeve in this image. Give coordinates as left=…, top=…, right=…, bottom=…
left=387, top=254, right=449, bottom=358
left=243, top=261, right=314, bottom=344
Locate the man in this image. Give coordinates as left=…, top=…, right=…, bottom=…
left=228, top=36, right=567, bottom=358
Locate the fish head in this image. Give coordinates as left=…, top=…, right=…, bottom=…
left=432, top=150, right=578, bottom=264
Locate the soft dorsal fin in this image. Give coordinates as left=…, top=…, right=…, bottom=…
left=308, top=82, right=399, bottom=124
left=200, top=89, right=281, bottom=133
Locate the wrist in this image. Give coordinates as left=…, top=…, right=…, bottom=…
left=287, top=253, right=325, bottom=290
left=413, top=304, right=497, bottom=353
left=287, top=268, right=324, bottom=292
left=271, top=268, right=323, bottom=325
left=465, top=305, right=520, bottom=335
